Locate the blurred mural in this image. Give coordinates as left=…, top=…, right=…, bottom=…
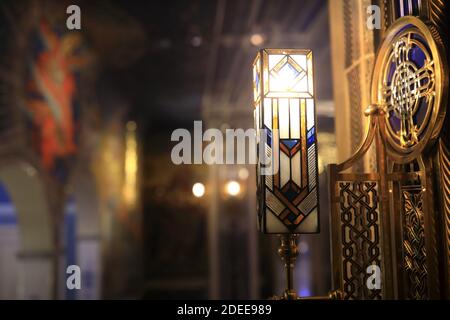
left=26, top=19, right=87, bottom=176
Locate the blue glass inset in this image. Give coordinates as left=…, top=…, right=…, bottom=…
left=403, top=0, right=410, bottom=16
left=265, top=127, right=272, bottom=146
left=414, top=98, right=428, bottom=130
left=0, top=183, right=17, bottom=225
left=0, top=183, right=11, bottom=202
left=307, top=127, right=315, bottom=146
left=254, top=71, right=260, bottom=92
left=287, top=212, right=297, bottom=223
left=281, top=139, right=299, bottom=150
left=284, top=186, right=299, bottom=202
left=411, top=34, right=430, bottom=52
left=409, top=44, right=425, bottom=68
left=389, top=110, right=401, bottom=132
left=387, top=61, right=396, bottom=84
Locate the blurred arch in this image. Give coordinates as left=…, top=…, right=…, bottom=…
left=0, top=182, right=19, bottom=298
left=66, top=161, right=102, bottom=299
left=0, top=156, right=55, bottom=299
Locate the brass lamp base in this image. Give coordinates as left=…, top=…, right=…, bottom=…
left=271, top=234, right=300, bottom=300
left=270, top=235, right=343, bottom=300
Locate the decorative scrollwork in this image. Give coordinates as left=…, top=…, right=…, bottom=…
left=382, top=32, right=435, bottom=149
left=339, top=181, right=382, bottom=299
left=402, top=189, right=428, bottom=299
left=371, top=17, right=447, bottom=163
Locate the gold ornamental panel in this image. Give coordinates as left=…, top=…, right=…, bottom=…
left=329, top=16, right=449, bottom=300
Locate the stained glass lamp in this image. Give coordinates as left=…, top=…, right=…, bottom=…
left=252, top=49, right=319, bottom=299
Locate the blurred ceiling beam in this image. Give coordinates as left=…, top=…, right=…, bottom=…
left=201, top=0, right=226, bottom=121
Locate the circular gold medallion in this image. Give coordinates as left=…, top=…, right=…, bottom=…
left=371, top=17, right=448, bottom=162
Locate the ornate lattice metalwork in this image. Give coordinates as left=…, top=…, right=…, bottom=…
left=402, top=189, right=428, bottom=299
left=329, top=8, right=449, bottom=301
left=439, top=140, right=450, bottom=293
left=339, top=181, right=382, bottom=299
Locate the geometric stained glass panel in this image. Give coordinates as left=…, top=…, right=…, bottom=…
left=263, top=49, right=314, bottom=98
left=253, top=49, right=319, bottom=234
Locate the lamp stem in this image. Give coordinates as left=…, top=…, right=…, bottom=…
left=278, top=234, right=299, bottom=300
